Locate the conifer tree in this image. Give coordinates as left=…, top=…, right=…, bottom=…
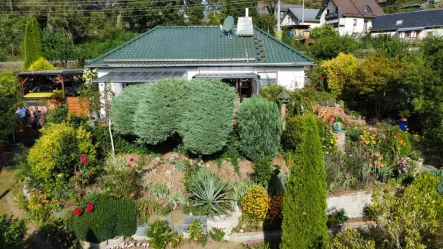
left=281, top=114, right=328, bottom=249
left=23, top=17, right=42, bottom=69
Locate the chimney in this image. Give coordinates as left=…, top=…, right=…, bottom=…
left=236, top=8, right=254, bottom=36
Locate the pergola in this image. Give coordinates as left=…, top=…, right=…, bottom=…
left=17, top=69, right=84, bottom=101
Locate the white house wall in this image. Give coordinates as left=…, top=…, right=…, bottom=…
left=95, top=66, right=306, bottom=116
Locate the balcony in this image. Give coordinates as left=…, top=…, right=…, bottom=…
left=325, top=12, right=341, bottom=20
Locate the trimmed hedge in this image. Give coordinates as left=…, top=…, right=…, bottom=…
left=133, top=79, right=186, bottom=144
left=236, top=97, right=282, bottom=162
left=68, top=195, right=136, bottom=243
left=181, top=80, right=234, bottom=155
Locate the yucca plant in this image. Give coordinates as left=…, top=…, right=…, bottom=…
left=188, top=168, right=233, bottom=216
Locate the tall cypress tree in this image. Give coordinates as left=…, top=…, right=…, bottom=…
left=23, top=17, right=42, bottom=69
left=280, top=114, right=328, bottom=249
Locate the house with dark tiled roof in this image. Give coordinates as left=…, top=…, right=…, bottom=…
left=87, top=17, right=313, bottom=116
left=315, top=0, right=384, bottom=35
left=371, top=9, right=443, bottom=40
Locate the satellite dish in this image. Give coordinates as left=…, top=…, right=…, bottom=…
left=223, top=16, right=234, bottom=32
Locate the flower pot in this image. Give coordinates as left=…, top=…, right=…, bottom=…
left=89, top=240, right=107, bottom=249
left=333, top=122, right=343, bottom=132
left=107, top=236, right=124, bottom=246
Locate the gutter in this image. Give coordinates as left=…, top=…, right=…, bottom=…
left=86, top=62, right=315, bottom=69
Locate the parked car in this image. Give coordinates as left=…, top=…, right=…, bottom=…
left=23, top=85, right=65, bottom=99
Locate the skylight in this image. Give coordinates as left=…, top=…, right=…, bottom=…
left=396, top=20, right=403, bottom=25
left=362, top=6, right=372, bottom=13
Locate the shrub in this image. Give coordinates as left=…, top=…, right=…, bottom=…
left=266, top=192, right=284, bottom=224
left=98, top=155, right=143, bottom=198
left=136, top=199, right=161, bottom=224
left=188, top=220, right=203, bottom=242
left=208, top=227, right=225, bottom=242
left=188, top=168, right=232, bottom=216
left=27, top=123, right=79, bottom=191
left=259, top=84, right=284, bottom=102
left=23, top=17, right=42, bottom=69
left=180, top=80, right=234, bottom=155
left=252, top=156, right=273, bottom=187
left=0, top=72, right=21, bottom=143
left=321, top=53, right=358, bottom=99
left=110, top=84, right=149, bottom=135
left=236, top=97, right=282, bottom=162
left=328, top=229, right=375, bottom=249
left=68, top=195, right=136, bottom=242
left=28, top=57, right=56, bottom=71
left=0, top=215, right=27, bottom=249
left=146, top=221, right=175, bottom=249
left=281, top=115, right=328, bottom=249
left=36, top=218, right=79, bottom=249
left=288, top=87, right=335, bottom=116
left=283, top=115, right=304, bottom=151
left=133, top=79, right=185, bottom=144
left=44, top=105, right=69, bottom=124
left=241, top=185, right=270, bottom=224
left=327, top=208, right=348, bottom=227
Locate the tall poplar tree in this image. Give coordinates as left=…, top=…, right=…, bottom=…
left=280, top=114, right=328, bottom=249
left=23, top=17, right=42, bottom=69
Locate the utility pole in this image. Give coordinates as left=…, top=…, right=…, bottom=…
left=277, top=0, right=281, bottom=32
left=302, top=0, right=305, bottom=24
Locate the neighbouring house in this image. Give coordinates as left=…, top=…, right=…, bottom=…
left=371, top=9, right=443, bottom=40
left=258, top=1, right=302, bottom=19
left=315, top=0, right=384, bottom=35
left=281, top=8, right=324, bottom=38
left=87, top=16, right=314, bottom=117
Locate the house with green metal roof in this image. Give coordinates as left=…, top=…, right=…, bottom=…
left=87, top=18, right=313, bottom=114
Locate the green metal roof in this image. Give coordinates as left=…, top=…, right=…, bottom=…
left=87, top=26, right=313, bottom=67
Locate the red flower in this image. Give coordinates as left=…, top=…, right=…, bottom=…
left=318, top=75, right=323, bottom=80
left=74, top=207, right=83, bottom=216
left=129, top=157, right=134, bottom=162
left=127, top=164, right=131, bottom=167
left=86, top=203, right=94, bottom=213
left=131, top=178, right=135, bottom=183
left=84, top=161, right=89, bottom=167
left=80, top=154, right=87, bottom=163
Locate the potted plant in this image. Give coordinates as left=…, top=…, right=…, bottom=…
left=332, top=116, right=343, bottom=132
left=399, top=110, right=410, bottom=132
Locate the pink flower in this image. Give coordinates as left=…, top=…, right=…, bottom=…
left=374, top=153, right=380, bottom=157
left=398, top=170, right=402, bottom=174
left=80, top=154, right=87, bottom=163
left=403, top=168, right=408, bottom=173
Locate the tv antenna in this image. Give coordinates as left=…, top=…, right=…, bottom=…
left=220, top=16, right=234, bottom=39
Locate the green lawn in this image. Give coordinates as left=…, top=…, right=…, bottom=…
left=0, top=167, right=21, bottom=217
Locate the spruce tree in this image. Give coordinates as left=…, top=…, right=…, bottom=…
left=23, top=18, right=42, bottom=69
left=280, top=114, right=328, bottom=249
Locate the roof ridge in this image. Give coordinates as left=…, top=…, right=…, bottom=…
left=253, top=25, right=313, bottom=62
left=377, top=8, right=443, bottom=16
left=87, top=26, right=162, bottom=66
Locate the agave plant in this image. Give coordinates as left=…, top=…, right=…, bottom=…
left=188, top=168, right=233, bottom=215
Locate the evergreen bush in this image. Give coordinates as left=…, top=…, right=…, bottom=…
left=281, top=114, right=328, bottom=249
left=181, top=80, right=234, bottom=155
left=253, top=156, right=273, bottom=187
left=282, top=115, right=304, bottom=151
left=236, top=97, right=282, bottom=162
left=23, top=18, right=42, bottom=69
left=68, top=195, right=136, bottom=242
left=27, top=57, right=56, bottom=71
left=133, top=79, right=185, bottom=144
left=110, top=84, right=150, bottom=135
left=44, top=105, right=69, bottom=124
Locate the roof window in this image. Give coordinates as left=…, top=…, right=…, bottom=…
left=396, top=20, right=403, bottom=25
left=362, top=6, right=372, bottom=13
